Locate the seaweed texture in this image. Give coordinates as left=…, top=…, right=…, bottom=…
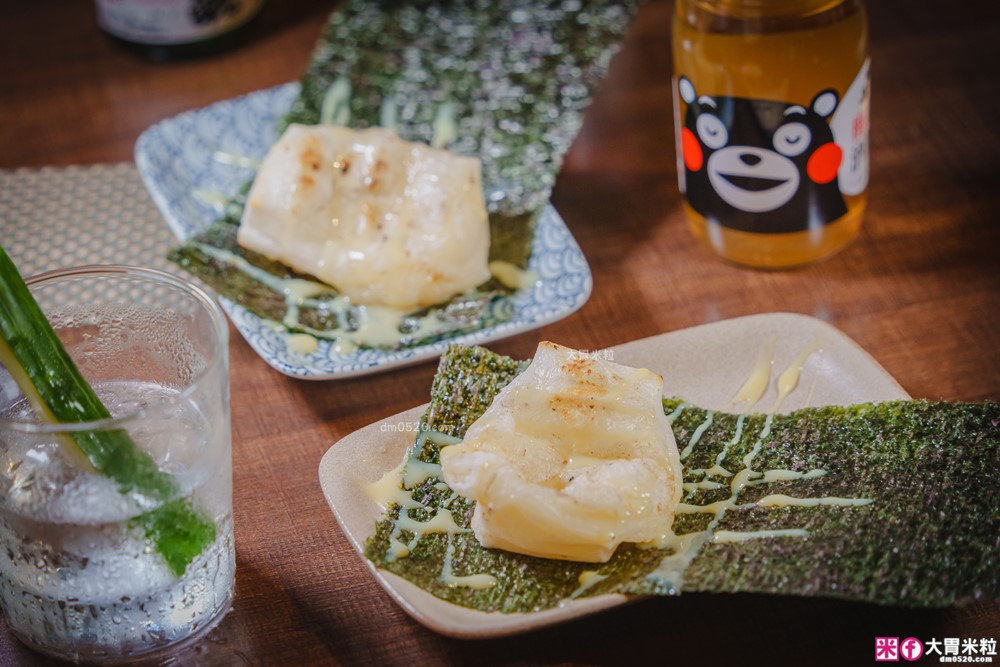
left=169, top=0, right=637, bottom=344
left=284, top=0, right=640, bottom=217
left=365, top=345, right=1000, bottom=612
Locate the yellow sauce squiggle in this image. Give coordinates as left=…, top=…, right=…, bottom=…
left=367, top=430, right=499, bottom=585
left=646, top=338, right=872, bottom=592
left=370, top=339, right=871, bottom=595
left=192, top=242, right=522, bottom=357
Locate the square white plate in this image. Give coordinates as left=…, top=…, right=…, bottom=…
left=135, top=84, right=592, bottom=379
left=318, top=312, right=909, bottom=638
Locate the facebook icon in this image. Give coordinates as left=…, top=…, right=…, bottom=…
left=900, top=637, right=924, bottom=661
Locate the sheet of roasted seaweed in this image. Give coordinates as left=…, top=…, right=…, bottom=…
left=170, top=0, right=638, bottom=347
left=364, top=345, right=1000, bottom=613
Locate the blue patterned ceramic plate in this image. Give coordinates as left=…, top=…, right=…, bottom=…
left=135, top=84, right=592, bottom=379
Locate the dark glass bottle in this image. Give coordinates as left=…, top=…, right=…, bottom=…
left=96, top=0, right=266, bottom=60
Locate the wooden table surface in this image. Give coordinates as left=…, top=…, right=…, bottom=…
left=2, top=1, right=999, bottom=665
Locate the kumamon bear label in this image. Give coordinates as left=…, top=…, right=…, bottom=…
left=674, top=61, right=870, bottom=235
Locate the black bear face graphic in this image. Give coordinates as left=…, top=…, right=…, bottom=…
left=678, top=76, right=848, bottom=234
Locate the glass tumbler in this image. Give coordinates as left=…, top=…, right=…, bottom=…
left=0, top=265, right=234, bottom=663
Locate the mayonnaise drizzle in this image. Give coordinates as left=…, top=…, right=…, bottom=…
left=686, top=414, right=746, bottom=486
left=731, top=343, right=773, bottom=411
left=489, top=260, right=540, bottom=291
left=769, top=335, right=825, bottom=413
left=370, top=338, right=872, bottom=599
left=212, top=150, right=261, bottom=169
left=320, top=76, right=352, bottom=126
left=192, top=189, right=230, bottom=213
left=679, top=410, right=714, bottom=461
left=564, top=570, right=609, bottom=602
left=431, top=100, right=458, bottom=149
left=286, top=333, right=318, bottom=355
left=190, top=242, right=458, bottom=356
left=365, top=452, right=411, bottom=510
left=441, top=539, right=498, bottom=590
left=647, top=337, right=871, bottom=592
left=665, top=402, right=689, bottom=424
left=712, top=529, right=809, bottom=544
left=366, top=430, right=468, bottom=564
left=380, top=97, right=399, bottom=132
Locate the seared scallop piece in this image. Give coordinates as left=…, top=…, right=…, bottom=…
left=441, top=342, right=683, bottom=562
left=237, top=124, right=491, bottom=310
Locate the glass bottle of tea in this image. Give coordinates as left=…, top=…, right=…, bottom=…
left=673, top=0, right=870, bottom=268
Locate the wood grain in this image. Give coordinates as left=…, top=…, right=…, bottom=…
left=1, top=1, right=999, bottom=665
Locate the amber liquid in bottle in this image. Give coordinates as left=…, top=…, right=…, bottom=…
left=673, top=0, right=869, bottom=268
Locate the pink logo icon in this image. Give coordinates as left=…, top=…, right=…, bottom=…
left=900, top=637, right=924, bottom=661
left=876, top=637, right=900, bottom=661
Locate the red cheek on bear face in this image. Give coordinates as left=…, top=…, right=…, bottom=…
left=682, top=128, right=704, bottom=171
left=807, top=142, right=842, bottom=184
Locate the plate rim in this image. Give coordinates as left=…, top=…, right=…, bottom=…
left=317, top=312, right=911, bottom=638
